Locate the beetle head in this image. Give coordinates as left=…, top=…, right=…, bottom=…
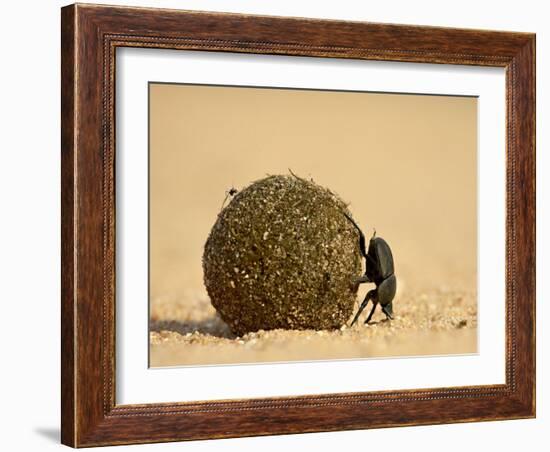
left=381, top=301, right=394, bottom=320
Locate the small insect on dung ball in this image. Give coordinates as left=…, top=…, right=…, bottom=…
left=202, top=174, right=362, bottom=336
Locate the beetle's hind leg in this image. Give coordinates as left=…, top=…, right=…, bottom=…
left=342, top=212, right=368, bottom=260
left=350, top=289, right=377, bottom=326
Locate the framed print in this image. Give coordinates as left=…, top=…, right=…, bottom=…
left=61, top=3, right=535, bottom=447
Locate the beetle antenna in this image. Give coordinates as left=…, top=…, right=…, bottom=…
left=372, top=228, right=377, bottom=238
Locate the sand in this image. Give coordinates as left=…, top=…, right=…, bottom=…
left=150, top=284, right=477, bottom=366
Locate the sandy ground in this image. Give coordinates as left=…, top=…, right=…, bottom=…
left=148, top=84, right=477, bottom=367
left=150, top=284, right=477, bottom=366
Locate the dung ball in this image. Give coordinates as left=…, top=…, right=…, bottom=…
left=202, top=174, right=362, bottom=336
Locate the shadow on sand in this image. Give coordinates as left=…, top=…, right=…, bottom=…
left=149, top=316, right=234, bottom=339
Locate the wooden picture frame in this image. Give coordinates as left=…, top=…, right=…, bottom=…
left=61, top=3, right=535, bottom=447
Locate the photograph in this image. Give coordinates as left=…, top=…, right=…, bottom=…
left=55, top=2, right=536, bottom=447
left=148, top=82, right=478, bottom=367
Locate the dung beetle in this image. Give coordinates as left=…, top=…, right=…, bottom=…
left=343, top=212, right=397, bottom=326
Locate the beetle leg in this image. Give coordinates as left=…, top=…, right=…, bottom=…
left=350, top=289, right=376, bottom=326
left=352, top=274, right=372, bottom=291
left=350, top=296, right=370, bottom=326
left=355, top=275, right=371, bottom=284
left=364, top=299, right=379, bottom=325
left=342, top=212, right=368, bottom=260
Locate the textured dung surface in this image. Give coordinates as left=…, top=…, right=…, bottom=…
left=202, top=174, right=362, bottom=335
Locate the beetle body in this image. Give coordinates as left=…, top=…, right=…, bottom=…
left=343, top=213, right=397, bottom=325
left=366, top=237, right=394, bottom=282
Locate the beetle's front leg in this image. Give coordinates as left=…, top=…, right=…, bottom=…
left=350, top=289, right=376, bottom=326
left=364, top=297, right=379, bottom=324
